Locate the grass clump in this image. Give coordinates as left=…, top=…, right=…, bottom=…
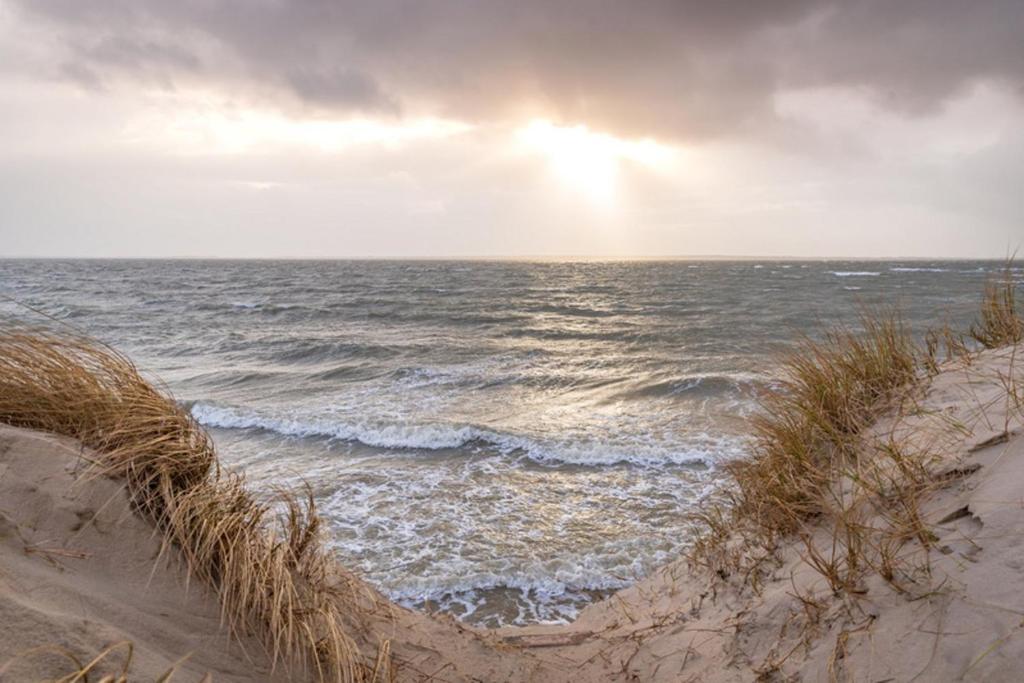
left=692, top=271, right=1024, bottom=597
left=0, top=328, right=388, bottom=682
left=729, top=314, right=918, bottom=535
left=970, top=270, right=1023, bottom=349
left=688, top=312, right=924, bottom=589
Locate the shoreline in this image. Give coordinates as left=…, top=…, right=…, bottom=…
left=1, top=344, right=1022, bottom=680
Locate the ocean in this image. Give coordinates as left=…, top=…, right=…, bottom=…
left=0, top=259, right=1006, bottom=627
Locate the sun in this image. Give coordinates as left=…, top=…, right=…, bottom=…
left=516, top=119, right=673, bottom=205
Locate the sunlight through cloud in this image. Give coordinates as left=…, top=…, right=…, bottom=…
left=516, top=120, right=675, bottom=205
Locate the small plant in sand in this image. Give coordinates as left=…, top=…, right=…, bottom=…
left=0, top=328, right=390, bottom=683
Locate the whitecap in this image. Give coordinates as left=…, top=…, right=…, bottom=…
left=188, top=401, right=728, bottom=468
left=890, top=267, right=949, bottom=273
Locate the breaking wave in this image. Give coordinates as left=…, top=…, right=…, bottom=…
left=188, top=401, right=724, bottom=468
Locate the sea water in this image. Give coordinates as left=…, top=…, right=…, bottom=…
left=0, top=259, right=1008, bottom=626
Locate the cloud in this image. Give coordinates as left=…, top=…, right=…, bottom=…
left=82, top=35, right=200, bottom=72
left=8, top=0, right=1023, bottom=140
left=285, top=67, right=399, bottom=114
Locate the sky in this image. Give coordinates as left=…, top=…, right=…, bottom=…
left=1, top=0, right=1022, bottom=259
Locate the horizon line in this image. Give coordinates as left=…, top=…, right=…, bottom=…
left=0, top=254, right=1016, bottom=262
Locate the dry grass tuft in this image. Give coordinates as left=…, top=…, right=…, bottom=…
left=688, top=312, right=926, bottom=591
left=0, top=328, right=388, bottom=682
left=728, top=314, right=918, bottom=535
left=691, top=271, right=1024, bottom=604
left=970, top=269, right=1023, bottom=349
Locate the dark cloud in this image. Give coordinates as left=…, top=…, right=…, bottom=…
left=55, top=35, right=202, bottom=90
left=83, top=36, right=201, bottom=72
left=58, top=61, right=104, bottom=91
left=286, top=67, right=399, bottom=114
left=9, top=0, right=1024, bottom=138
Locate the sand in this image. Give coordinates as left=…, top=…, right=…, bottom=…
left=0, top=426, right=277, bottom=681
left=2, top=345, right=1023, bottom=681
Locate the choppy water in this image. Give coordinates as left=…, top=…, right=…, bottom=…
left=0, top=259, right=1007, bottom=626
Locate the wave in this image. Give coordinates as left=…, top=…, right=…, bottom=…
left=188, top=401, right=724, bottom=467
left=387, top=568, right=630, bottom=603
left=342, top=538, right=691, bottom=626
left=190, top=402, right=477, bottom=448
left=889, top=267, right=949, bottom=273
left=193, top=300, right=314, bottom=315
left=831, top=271, right=880, bottom=277
left=387, top=570, right=628, bottom=625
left=500, top=326, right=654, bottom=343
left=187, top=368, right=292, bottom=388
left=270, top=339, right=401, bottom=364
left=532, top=303, right=619, bottom=318
left=311, top=364, right=388, bottom=382
left=610, top=374, right=758, bottom=401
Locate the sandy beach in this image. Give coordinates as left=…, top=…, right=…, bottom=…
left=2, top=336, right=1023, bottom=681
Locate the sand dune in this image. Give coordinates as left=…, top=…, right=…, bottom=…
left=0, top=426, right=276, bottom=681
left=2, top=344, right=1023, bottom=681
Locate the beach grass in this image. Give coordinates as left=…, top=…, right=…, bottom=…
left=0, top=329, right=387, bottom=682
left=693, top=324, right=911, bottom=593
left=734, top=312, right=919, bottom=530
left=970, top=267, right=1023, bottom=349
left=690, top=269, right=1022, bottom=593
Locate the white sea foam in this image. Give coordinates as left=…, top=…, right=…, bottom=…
left=190, top=401, right=727, bottom=467
left=386, top=568, right=633, bottom=603
left=191, top=401, right=479, bottom=449
left=388, top=570, right=632, bottom=626
left=831, top=271, right=880, bottom=277
left=322, top=477, right=689, bottom=626
left=890, top=267, right=949, bottom=273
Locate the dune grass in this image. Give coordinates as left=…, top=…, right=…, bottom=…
left=970, top=269, right=1023, bottom=349
left=733, top=314, right=919, bottom=531
left=690, top=270, right=1023, bottom=594
left=0, top=329, right=388, bottom=682
left=689, top=313, right=922, bottom=578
